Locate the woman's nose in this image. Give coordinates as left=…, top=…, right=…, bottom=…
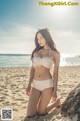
left=38, top=40, right=42, bottom=43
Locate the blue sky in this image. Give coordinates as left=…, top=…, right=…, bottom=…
left=0, top=0, right=80, bottom=55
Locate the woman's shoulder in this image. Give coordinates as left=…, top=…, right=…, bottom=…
left=33, top=50, right=39, bottom=57
left=51, top=49, right=60, bottom=55
left=33, top=52, right=37, bottom=57
left=51, top=50, right=60, bottom=59
left=33, top=49, right=42, bottom=56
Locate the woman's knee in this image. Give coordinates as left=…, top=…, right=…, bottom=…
left=37, top=107, right=46, bottom=115
left=27, top=106, right=36, bottom=116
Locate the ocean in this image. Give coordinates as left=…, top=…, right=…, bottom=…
left=0, top=54, right=80, bottom=67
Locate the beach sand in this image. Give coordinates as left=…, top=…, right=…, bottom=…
left=0, top=66, right=80, bottom=121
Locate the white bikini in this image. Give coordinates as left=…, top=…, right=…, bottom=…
left=31, top=49, right=54, bottom=91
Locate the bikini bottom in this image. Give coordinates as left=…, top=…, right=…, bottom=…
left=31, top=78, right=54, bottom=91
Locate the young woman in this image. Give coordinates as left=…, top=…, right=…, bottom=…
left=24, top=28, right=60, bottom=121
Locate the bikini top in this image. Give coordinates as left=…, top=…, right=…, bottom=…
left=32, top=49, right=54, bottom=68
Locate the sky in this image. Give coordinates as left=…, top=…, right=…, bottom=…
left=0, top=0, right=80, bottom=55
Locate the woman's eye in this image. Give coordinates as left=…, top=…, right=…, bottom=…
left=38, top=38, right=42, bottom=41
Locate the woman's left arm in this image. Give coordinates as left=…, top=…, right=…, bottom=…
left=52, top=51, right=60, bottom=99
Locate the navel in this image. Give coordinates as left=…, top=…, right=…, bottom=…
left=39, top=75, right=41, bottom=77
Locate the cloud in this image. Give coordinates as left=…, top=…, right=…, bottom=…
left=0, top=22, right=37, bottom=53
left=0, top=21, right=80, bottom=55
left=50, top=30, right=80, bottom=55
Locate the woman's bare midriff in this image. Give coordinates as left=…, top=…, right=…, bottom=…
left=33, top=65, right=52, bottom=81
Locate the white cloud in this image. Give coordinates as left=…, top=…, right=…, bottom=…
left=0, top=22, right=36, bottom=54
left=0, top=22, right=80, bottom=55
left=50, top=30, right=80, bottom=55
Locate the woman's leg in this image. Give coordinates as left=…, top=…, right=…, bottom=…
left=45, top=98, right=61, bottom=113
left=27, top=87, right=41, bottom=116
left=37, top=88, right=60, bottom=115
left=37, top=87, right=53, bottom=115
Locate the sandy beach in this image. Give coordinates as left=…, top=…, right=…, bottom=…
left=0, top=66, right=80, bottom=121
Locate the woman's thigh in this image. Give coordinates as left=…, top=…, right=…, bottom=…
left=37, top=87, right=53, bottom=114
left=27, top=87, right=41, bottom=116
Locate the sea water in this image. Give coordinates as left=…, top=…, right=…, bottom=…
left=0, top=54, right=80, bottom=67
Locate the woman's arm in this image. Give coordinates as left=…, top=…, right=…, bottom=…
left=27, top=52, right=36, bottom=86
left=52, top=51, right=60, bottom=96
left=26, top=65, right=35, bottom=96
left=28, top=65, right=35, bottom=86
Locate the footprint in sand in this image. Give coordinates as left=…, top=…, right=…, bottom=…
left=15, top=98, right=26, bottom=101
left=0, top=99, right=4, bottom=102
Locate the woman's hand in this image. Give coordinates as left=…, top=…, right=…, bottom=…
left=52, top=90, right=57, bottom=102
left=26, top=84, right=32, bottom=96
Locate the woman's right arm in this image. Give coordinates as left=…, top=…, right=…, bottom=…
left=26, top=53, right=35, bottom=95
left=28, top=52, right=36, bottom=86
left=27, top=65, right=35, bottom=86
left=26, top=65, right=35, bottom=96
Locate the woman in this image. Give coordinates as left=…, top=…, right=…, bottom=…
left=24, top=28, right=60, bottom=121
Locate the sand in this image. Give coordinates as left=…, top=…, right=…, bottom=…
left=0, top=66, right=80, bottom=121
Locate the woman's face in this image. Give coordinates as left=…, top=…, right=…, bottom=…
left=37, top=32, right=46, bottom=47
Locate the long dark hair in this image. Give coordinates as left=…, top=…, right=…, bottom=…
left=31, top=28, right=59, bottom=60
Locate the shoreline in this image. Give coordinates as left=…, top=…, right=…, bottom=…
left=0, top=65, right=80, bottom=68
